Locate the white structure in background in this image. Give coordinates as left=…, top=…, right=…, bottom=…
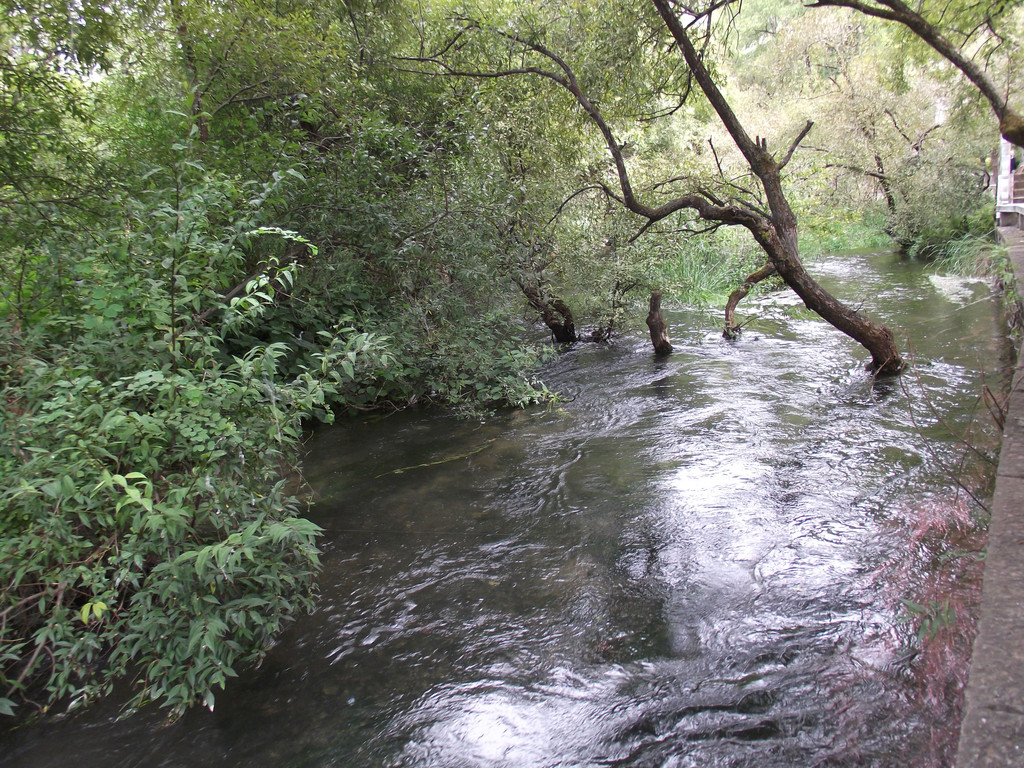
left=997, top=137, right=1024, bottom=228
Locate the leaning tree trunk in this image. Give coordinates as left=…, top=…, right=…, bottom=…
left=652, top=0, right=905, bottom=375
left=646, top=291, right=673, bottom=355
left=747, top=179, right=905, bottom=373
left=761, top=227, right=904, bottom=373
left=723, top=262, right=776, bottom=339
left=751, top=177, right=904, bottom=373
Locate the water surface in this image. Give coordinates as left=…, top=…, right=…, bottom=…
left=0, top=251, right=1010, bottom=767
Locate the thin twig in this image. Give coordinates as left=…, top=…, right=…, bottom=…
left=374, top=439, right=497, bottom=478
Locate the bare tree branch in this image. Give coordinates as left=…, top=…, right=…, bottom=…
left=823, top=161, right=886, bottom=181
left=779, top=120, right=814, bottom=170
left=209, top=79, right=274, bottom=118
left=629, top=219, right=726, bottom=243
left=545, top=185, right=607, bottom=226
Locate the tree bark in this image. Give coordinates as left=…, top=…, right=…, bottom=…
left=723, top=262, right=776, bottom=339
left=872, top=152, right=913, bottom=250
left=646, top=291, right=673, bottom=355
left=1001, top=113, right=1024, bottom=149
left=764, top=232, right=903, bottom=372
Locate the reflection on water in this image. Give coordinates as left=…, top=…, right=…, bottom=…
left=0, top=252, right=1010, bottom=767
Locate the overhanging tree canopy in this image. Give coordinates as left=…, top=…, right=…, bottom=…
left=400, top=0, right=905, bottom=372
left=807, top=0, right=1024, bottom=147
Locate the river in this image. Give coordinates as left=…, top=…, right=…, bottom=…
left=0, top=250, right=1013, bottom=767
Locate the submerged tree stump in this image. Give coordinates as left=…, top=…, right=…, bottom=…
left=646, top=291, right=673, bottom=356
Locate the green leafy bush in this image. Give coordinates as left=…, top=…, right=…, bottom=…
left=0, top=341, right=326, bottom=716
left=0, top=118, right=562, bottom=716
left=0, top=167, right=388, bottom=718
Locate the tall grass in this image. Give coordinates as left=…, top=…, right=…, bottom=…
left=654, top=232, right=763, bottom=307
left=798, top=210, right=895, bottom=256
left=927, top=232, right=1007, bottom=277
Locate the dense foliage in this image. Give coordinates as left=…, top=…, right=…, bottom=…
left=1, top=0, right=1018, bottom=719
left=0, top=160, right=393, bottom=716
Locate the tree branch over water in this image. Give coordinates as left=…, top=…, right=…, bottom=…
left=806, top=0, right=1024, bottom=146
left=395, top=23, right=763, bottom=232
left=396, top=3, right=904, bottom=372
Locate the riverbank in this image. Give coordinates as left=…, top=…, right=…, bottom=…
left=956, top=227, right=1024, bottom=767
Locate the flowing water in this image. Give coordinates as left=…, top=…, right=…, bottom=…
left=0, top=251, right=1013, bottom=767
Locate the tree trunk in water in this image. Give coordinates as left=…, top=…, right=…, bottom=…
left=766, top=238, right=904, bottom=373
left=872, top=153, right=916, bottom=252
left=646, top=292, right=673, bottom=355
left=651, top=0, right=905, bottom=375
left=519, top=282, right=577, bottom=343
left=723, top=262, right=776, bottom=339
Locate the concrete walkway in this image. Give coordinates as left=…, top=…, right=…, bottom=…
left=956, top=228, right=1024, bottom=767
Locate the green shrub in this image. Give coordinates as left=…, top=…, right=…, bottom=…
left=0, top=167, right=388, bottom=718
left=0, top=135, right=563, bottom=717
left=0, top=312, right=360, bottom=716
